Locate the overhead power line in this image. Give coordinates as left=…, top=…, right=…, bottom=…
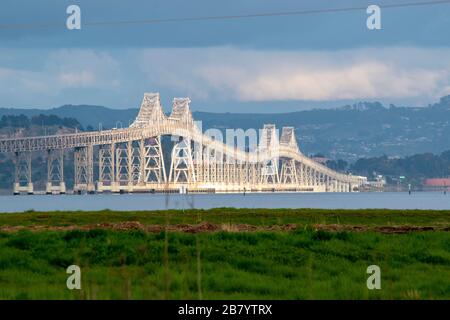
left=0, top=0, right=449, bottom=30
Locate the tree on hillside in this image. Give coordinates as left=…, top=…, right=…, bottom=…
left=0, top=115, right=30, bottom=128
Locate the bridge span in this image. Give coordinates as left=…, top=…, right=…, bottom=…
left=0, top=93, right=367, bottom=194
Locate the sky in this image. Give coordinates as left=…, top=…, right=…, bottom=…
left=0, top=0, right=450, bottom=112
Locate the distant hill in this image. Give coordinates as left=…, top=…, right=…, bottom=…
left=0, top=114, right=86, bottom=190
left=0, top=105, right=138, bottom=130
left=2, top=95, right=450, bottom=161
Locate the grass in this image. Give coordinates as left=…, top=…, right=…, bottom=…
left=0, top=208, right=449, bottom=300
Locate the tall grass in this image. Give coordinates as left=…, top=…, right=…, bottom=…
left=0, top=229, right=448, bottom=299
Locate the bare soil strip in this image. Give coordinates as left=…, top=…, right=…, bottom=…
left=0, top=221, right=449, bottom=234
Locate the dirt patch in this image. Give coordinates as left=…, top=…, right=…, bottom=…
left=0, top=222, right=448, bottom=234
left=312, top=224, right=448, bottom=234
left=312, top=224, right=366, bottom=232
left=0, top=222, right=296, bottom=233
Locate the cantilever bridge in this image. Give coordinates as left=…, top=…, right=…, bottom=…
left=0, top=93, right=366, bottom=194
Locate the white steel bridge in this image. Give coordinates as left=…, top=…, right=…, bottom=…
left=0, top=93, right=367, bottom=194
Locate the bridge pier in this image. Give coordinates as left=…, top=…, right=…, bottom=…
left=114, top=142, right=130, bottom=193
left=46, top=149, right=66, bottom=194
left=169, top=137, right=196, bottom=184
left=143, top=136, right=166, bottom=184
left=97, top=137, right=167, bottom=194
left=297, top=163, right=304, bottom=186
left=13, top=151, right=33, bottom=195
left=261, top=158, right=279, bottom=184
left=325, top=176, right=330, bottom=192
left=281, top=159, right=297, bottom=184
left=74, top=146, right=95, bottom=194
left=97, top=143, right=115, bottom=193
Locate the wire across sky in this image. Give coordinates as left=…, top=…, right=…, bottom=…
left=0, top=0, right=449, bottom=30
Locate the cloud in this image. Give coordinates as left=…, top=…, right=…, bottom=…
left=138, top=46, right=450, bottom=103
left=0, top=49, right=122, bottom=106
left=0, top=46, right=450, bottom=108
left=0, top=67, right=53, bottom=97
left=58, top=70, right=96, bottom=87
left=47, top=50, right=120, bottom=88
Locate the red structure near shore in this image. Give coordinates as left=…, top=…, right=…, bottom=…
left=423, top=178, right=450, bottom=191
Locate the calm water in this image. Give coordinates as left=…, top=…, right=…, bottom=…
left=0, top=192, right=450, bottom=212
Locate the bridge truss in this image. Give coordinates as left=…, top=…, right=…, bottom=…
left=0, top=93, right=367, bottom=194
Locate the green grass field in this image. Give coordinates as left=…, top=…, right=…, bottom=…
left=0, top=208, right=449, bottom=300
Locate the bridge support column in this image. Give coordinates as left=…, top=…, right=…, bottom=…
left=13, top=151, right=33, bottom=195
left=169, top=137, right=196, bottom=190
left=314, top=170, right=319, bottom=187
left=98, top=144, right=115, bottom=193
left=130, top=140, right=143, bottom=189
left=281, top=159, right=298, bottom=185
left=304, top=166, right=312, bottom=187
left=330, top=179, right=336, bottom=192
left=143, top=136, right=166, bottom=185
left=74, top=146, right=95, bottom=194
left=46, top=149, right=66, bottom=194
left=127, top=141, right=135, bottom=191
left=202, top=146, right=208, bottom=185
left=115, top=143, right=132, bottom=193
left=139, top=139, right=146, bottom=185
left=296, top=163, right=303, bottom=186
left=261, top=157, right=279, bottom=185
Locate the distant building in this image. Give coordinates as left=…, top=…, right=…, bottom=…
left=423, top=178, right=450, bottom=191
left=312, top=156, right=329, bottom=165
left=363, top=175, right=386, bottom=191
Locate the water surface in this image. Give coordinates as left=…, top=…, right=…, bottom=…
left=1, top=192, right=449, bottom=212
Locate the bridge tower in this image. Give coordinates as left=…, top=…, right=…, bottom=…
left=280, top=126, right=299, bottom=151
left=280, top=127, right=300, bottom=185
left=168, top=98, right=196, bottom=192
left=259, top=124, right=279, bottom=184
left=123, top=93, right=168, bottom=191
left=130, top=93, right=166, bottom=128
left=169, top=97, right=194, bottom=128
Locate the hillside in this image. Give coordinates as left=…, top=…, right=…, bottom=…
left=0, top=105, right=137, bottom=131
left=1, top=95, right=450, bottom=161
left=0, top=114, right=84, bottom=191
